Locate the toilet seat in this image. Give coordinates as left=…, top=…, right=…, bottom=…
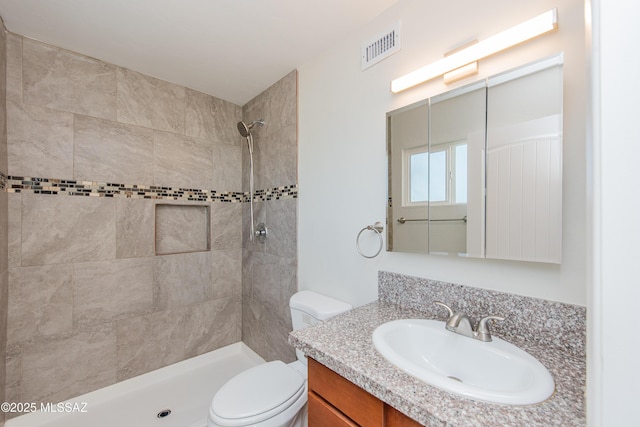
left=209, top=361, right=306, bottom=427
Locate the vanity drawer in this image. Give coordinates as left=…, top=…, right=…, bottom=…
left=308, top=391, right=359, bottom=427
left=308, top=358, right=384, bottom=426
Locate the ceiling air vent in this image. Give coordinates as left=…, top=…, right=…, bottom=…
left=361, top=22, right=401, bottom=71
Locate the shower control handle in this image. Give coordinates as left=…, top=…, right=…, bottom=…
left=255, top=223, right=268, bottom=243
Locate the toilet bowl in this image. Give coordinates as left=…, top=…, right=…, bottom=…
left=207, top=291, right=352, bottom=427
left=208, top=360, right=307, bottom=427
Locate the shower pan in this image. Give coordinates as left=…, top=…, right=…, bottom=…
left=237, top=119, right=267, bottom=242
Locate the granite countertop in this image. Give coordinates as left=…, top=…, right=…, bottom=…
left=289, top=301, right=586, bottom=427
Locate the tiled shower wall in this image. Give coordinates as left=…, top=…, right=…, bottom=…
left=4, top=33, right=247, bottom=411
left=242, top=71, right=298, bottom=362
left=1, top=22, right=8, bottom=427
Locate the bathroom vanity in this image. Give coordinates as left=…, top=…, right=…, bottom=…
left=308, top=357, right=420, bottom=427
left=290, top=272, right=586, bottom=427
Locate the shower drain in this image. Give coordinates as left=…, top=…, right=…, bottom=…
left=157, top=409, right=172, bottom=419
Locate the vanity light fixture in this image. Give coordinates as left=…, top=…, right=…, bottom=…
left=443, top=62, right=479, bottom=85
left=390, top=8, right=558, bottom=93
left=443, top=40, right=479, bottom=85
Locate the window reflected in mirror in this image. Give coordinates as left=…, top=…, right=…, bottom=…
left=406, top=146, right=429, bottom=204
left=388, top=101, right=429, bottom=253
left=428, top=83, right=486, bottom=256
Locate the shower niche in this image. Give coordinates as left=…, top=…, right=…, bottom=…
left=155, top=204, right=211, bottom=255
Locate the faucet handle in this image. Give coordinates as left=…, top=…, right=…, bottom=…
left=434, top=301, right=465, bottom=332
left=434, top=301, right=454, bottom=318
left=475, top=315, right=506, bottom=342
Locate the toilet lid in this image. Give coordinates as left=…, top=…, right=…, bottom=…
left=212, top=361, right=305, bottom=422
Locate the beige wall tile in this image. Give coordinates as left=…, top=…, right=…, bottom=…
left=0, top=34, right=302, bottom=410
left=265, top=197, right=297, bottom=259
left=185, top=297, right=241, bottom=358
left=6, top=32, right=22, bottom=102
left=261, top=123, right=297, bottom=189
left=1, top=26, right=7, bottom=424
left=5, top=355, right=21, bottom=405
left=116, top=308, right=187, bottom=381
left=241, top=248, right=251, bottom=299
left=153, top=252, right=210, bottom=309
left=241, top=127, right=264, bottom=189
left=241, top=122, right=297, bottom=191
left=153, top=131, right=213, bottom=189
left=213, top=141, right=242, bottom=192
left=242, top=70, right=297, bottom=190
left=0, top=196, right=7, bottom=277
left=21, top=194, right=116, bottom=266
left=7, top=100, right=74, bottom=178
left=241, top=70, right=298, bottom=363
left=21, top=324, right=117, bottom=403
left=242, top=201, right=266, bottom=251
left=22, top=39, right=117, bottom=120
left=185, top=88, right=242, bottom=145
left=210, top=202, right=242, bottom=250
left=7, top=194, right=20, bottom=268
left=7, top=264, right=73, bottom=346
left=242, top=70, right=297, bottom=131
left=210, top=249, right=241, bottom=299
left=74, top=258, right=154, bottom=326
left=0, top=197, right=6, bottom=275
left=242, top=251, right=297, bottom=363
left=155, top=204, right=209, bottom=255
left=242, top=295, right=295, bottom=363
left=74, top=115, right=154, bottom=184
left=117, top=68, right=185, bottom=134
left=116, top=198, right=154, bottom=259
left=251, top=251, right=297, bottom=323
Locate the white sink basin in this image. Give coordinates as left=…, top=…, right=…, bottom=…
left=372, top=319, right=555, bottom=405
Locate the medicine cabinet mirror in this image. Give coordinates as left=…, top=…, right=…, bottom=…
left=386, top=54, right=563, bottom=263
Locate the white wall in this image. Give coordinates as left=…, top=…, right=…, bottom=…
left=588, top=0, right=640, bottom=424
left=298, top=0, right=587, bottom=307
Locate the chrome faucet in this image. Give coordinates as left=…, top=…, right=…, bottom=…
left=434, top=301, right=505, bottom=342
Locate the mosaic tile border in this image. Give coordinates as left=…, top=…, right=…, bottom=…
left=253, top=186, right=298, bottom=201
left=0, top=173, right=297, bottom=203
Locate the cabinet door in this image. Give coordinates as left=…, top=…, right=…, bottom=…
left=308, top=358, right=384, bottom=426
left=385, top=405, right=423, bottom=427
left=308, top=392, right=359, bottom=427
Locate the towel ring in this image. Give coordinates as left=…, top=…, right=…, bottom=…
left=356, top=222, right=384, bottom=258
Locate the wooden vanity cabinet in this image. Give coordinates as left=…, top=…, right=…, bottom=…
left=308, top=358, right=422, bottom=427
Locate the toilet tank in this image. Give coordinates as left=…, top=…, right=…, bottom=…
left=290, top=290, right=352, bottom=330
left=289, top=290, right=352, bottom=364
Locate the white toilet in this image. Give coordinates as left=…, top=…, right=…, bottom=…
left=207, top=290, right=352, bottom=427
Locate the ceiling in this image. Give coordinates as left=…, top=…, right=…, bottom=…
left=0, top=0, right=400, bottom=106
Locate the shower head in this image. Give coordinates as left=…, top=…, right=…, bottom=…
left=237, top=120, right=264, bottom=138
